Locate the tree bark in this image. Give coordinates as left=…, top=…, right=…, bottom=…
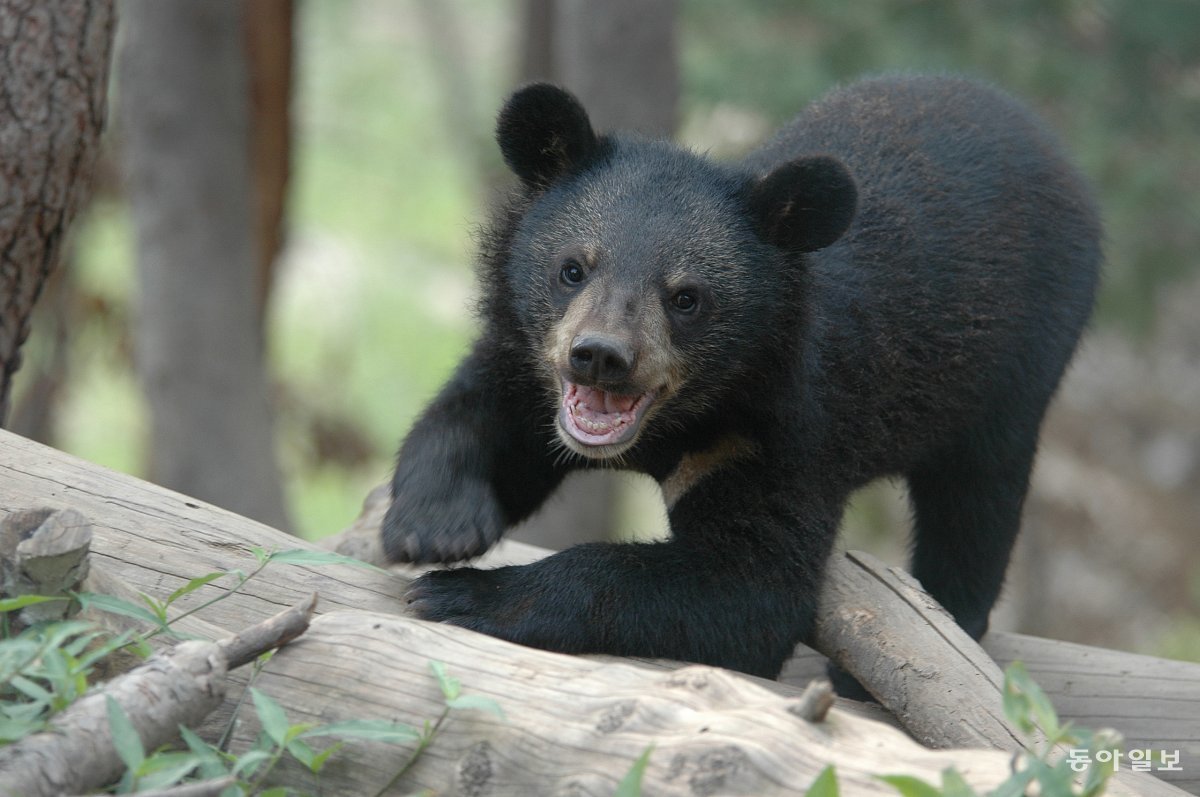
left=814, top=550, right=1036, bottom=751
left=118, top=0, right=291, bottom=532
left=0, top=0, right=114, bottom=426
left=237, top=611, right=1026, bottom=797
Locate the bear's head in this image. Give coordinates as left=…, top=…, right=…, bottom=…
left=493, top=84, right=857, bottom=461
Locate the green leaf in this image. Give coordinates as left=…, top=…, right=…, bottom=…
left=259, top=788, right=289, bottom=797
left=40, top=647, right=70, bottom=691
left=938, top=768, right=977, bottom=797
left=805, top=765, right=839, bottom=797
left=0, top=716, right=44, bottom=743
left=284, top=721, right=316, bottom=743
left=286, top=737, right=317, bottom=770
left=877, top=775, right=943, bottom=797
left=232, top=747, right=273, bottom=776
left=301, top=719, right=421, bottom=743
left=166, top=571, right=229, bottom=606
left=0, top=595, right=67, bottom=613
left=75, top=592, right=164, bottom=627
left=62, top=629, right=105, bottom=658
left=137, top=591, right=169, bottom=623
left=76, top=630, right=136, bottom=671
left=33, top=620, right=98, bottom=650
left=135, top=750, right=201, bottom=789
left=250, top=546, right=271, bottom=566
left=106, top=695, right=145, bottom=772
left=127, top=637, right=154, bottom=659
left=1002, top=662, right=1061, bottom=741
left=430, top=661, right=460, bottom=701
left=10, top=674, right=53, bottom=704
left=615, top=745, right=654, bottom=797
left=445, top=694, right=505, bottom=718
left=250, top=687, right=291, bottom=747
left=178, top=725, right=229, bottom=780
left=988, top=764, right=1036, bottom=797
left=310, top=740, right=344, bottom=773
left=266, top=548, right=387, bottom=571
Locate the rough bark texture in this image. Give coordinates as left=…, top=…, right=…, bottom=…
left=118, top=0, right=291, bottom=532
left=237, top=611, right=1025, bottom=797
left=814, top=550, right=1037, bottom=751
left=0, top=0, right=114, bottom=426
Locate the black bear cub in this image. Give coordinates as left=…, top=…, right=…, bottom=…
left=382, top=75, right=1101, bottom=680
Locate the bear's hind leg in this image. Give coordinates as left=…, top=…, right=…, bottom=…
left=906, top=421, right=1040, bottom=640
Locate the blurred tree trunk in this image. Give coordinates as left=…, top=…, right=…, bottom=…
left=554, top=0, right=679, bottom=135
left=0, top=0, right=114, bottom=426
left=509, top=0, right=679, bottom=549
left=119, top=0, right=291, bottom=532
left=245, top=0, right=293, bottom=321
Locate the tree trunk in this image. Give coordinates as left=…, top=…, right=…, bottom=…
left=508, top=0, right=680, bottom=551
left=244, top=0, right=293, bottom=321
left=554, top=0, right=679, bottom=135
left=118, top=0, right=291, bottom=532
left=0, top=0, right=114, bottom=426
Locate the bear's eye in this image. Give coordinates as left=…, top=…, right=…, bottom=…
left=559, top=260, right=586, bottom=286
left=670, top=289, right=699, bottom=314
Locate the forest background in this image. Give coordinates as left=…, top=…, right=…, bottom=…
left=9, top=0, right=1200, bottom=663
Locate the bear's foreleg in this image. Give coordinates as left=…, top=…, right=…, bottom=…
left=407, top=465, right=839, bottom=679
left=382, top=344, right=568, bottom=563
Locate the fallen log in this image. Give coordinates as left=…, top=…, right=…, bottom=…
left=2, top=429, right=1196, bottom=795
left=232, top=609, right=1024, bottom=796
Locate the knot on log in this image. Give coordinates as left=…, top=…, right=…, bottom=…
left=787, top=678, right=835, bottom=723
left=595, top=699, right=637, bottom=733
left=666, top=744, right=753, bottom=796
left=455, top=741, right=494, bottom=797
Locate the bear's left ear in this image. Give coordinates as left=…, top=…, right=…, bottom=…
left=496, top=83, right=598, bottom=188
left=748, top=156, right=857, bottom=253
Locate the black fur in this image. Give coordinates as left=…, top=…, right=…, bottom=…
left=382, top=75, right=1101, bottom=680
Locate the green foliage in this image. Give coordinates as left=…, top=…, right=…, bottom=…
left=76, top=547, right=384, bottom=645
left=615, top=745, right=654, bottom=797
left=870, top=662, right=1122, bottom=797
left=805, top=765, right=839, bottom=797
left=3, top=551, right=501, bottom=795
left=800, top=663, right=1122, bottom=797
left=0, top=619, right=131, bottom=743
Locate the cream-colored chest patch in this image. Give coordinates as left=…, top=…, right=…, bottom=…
left=660, top=435, right=759, bottom=510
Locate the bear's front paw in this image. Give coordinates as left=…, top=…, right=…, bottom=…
left=381, top=474, right=506, bottom=564
left=405, top=567, right=519, bottom=635
left=406, top=565, right=588, bottom=653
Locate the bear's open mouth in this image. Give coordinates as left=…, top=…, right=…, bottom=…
left=559, top=381, right=656, bottom=452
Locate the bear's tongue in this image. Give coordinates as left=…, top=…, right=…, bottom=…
left=561, top=382, right=647, bottom=447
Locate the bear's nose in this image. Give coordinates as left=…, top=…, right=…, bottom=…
left=569, top=335, right=634, bottom=385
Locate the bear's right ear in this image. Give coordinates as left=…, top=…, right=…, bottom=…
left=748, top=156, right=857, bottom=253
left=496, top=83, right=598, bottom=188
